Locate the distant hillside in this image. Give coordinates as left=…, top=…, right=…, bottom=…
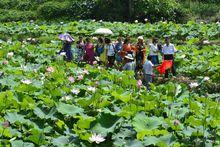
left=0, top=0, right=219, bottom=22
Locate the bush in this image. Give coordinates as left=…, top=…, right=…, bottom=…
left=0, top=9, right=36, bottom=22
left=37, top=1, right=69, bottom=20
left=133, top=0, right=183, bottom=22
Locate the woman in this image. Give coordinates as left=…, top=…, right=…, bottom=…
left=95, top=37, right=104, bottom=57
left=134, top=36, right=146, bottom=79
left=105, top=38, right=115, bottom=68
left=76, top=36, right=85, bottom=62
left=58, top=33, right=74, bottom=62
left=135, top=36, right=146, bottom=65
left=149, top=38, right=159, bottom=65
left=84, top=37, right=95, bottom=65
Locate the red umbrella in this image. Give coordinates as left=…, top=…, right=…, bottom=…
left=157, top=60, right=173, bottom=74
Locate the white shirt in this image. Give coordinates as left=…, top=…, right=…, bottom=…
left=162, top=43, right=176, bottom=55
left=149, top=43, right=158, bottom=55
left=143, top=60, right=154, bottom=75
left=106, top=44, right=115, bottom=56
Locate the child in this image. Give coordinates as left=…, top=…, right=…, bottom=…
left=143, top=56, right=154, bottom=90
left=122, top=54, right=135, bottom=71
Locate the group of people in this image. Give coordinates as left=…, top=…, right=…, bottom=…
left=58, top=33, right=177, bottom=90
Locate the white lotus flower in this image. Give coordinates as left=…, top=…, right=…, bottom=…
left=144, top=18, right=148, bottom=22
left=189, top=82, right=199, bottom=88
left=88, top=86, right=96, bottom=93
left=71, top=89, right=80, bottom=95
left=203, top=40, right=210, bottom=44
left=60, top=22, right=64, bottom=24
left=61, top=95, right=71, bottom=101
left=204, top=77, right=210, bottom=81
left=7, top=52, right=14, bottom=58
left=134, top=20, right=138, bottom=23
left=21, top=79, right=32, bottom=85
left=99, top=20, right=103, bottom=22
left=89, top=133, right=105, bottom=144
left=180, top=54, right=186, bottom=58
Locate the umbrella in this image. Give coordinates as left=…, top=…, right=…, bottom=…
left=58, top=33, right=74, bottom=42
left=94, top=28, right=113, bottom=35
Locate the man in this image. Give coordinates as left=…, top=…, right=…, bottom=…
left=162, top=37, right=177, bottom=78
left=122, top=54, right=135, bottom=71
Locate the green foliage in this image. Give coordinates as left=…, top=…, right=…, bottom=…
left=0, top=0, right=219, bottom=22
left=37, top=1, right=68, bottom=19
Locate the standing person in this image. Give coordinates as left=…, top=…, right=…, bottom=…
left=134, top=36, right=146, bottom=80
left=95, top=37, right=104, bottom=57
left=84, top=37, right=95, bottom=65
left=122, top=37, right=133, bottom=57
left=105, top=38, right=115, bottom=68
left=58, top=33, right=74, bottom=62
left=115, top=37, right=123, bottom=68
left=76, top=36, right=85, bottom=62
left=122, top=54, right=135, bottom=71
left=143, top=56, right=154, bottom=91
left=135, top=36, right=146, bottom=65
left=162, top=37, right=177, bottom=78
left=149, top=38, right=159, bottom=65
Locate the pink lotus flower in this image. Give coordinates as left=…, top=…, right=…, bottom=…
left=7, top=52, right=14, bottom=58
left=2, top=121, right=9, bottom=128
left=68, top=76, right=75, bottom=83
left=95, top=81, right=99, bottom=85
left=78, top=75, right=83, bottom=80
left=46, top=67, right=54, bottom=73
left=93, top=61, right=97, bottom=65
left=89, top=133, right=105, bottom=144
left=83, top=69, right=89, bottom=75
left=3, top=60, right=8, bottom=65
left=174, top=119, right=180, bottom=126
left=137, top=80, right=142, bottom=88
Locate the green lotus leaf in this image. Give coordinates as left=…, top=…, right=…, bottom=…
left=57, top=102, right=84, bottom=116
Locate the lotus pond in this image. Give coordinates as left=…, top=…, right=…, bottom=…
left=0, top=21, right=220, bottom=146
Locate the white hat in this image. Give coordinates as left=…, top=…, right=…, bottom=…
left=125, top=54, right=134, bottom=60
left=138, top=36, right=144, bottom=40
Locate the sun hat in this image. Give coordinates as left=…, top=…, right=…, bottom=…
left=125, top=54, right=134, bottom=60
left=138, top=36, right=144, bottom=40
left=58, top=33, right=74, bottom=42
